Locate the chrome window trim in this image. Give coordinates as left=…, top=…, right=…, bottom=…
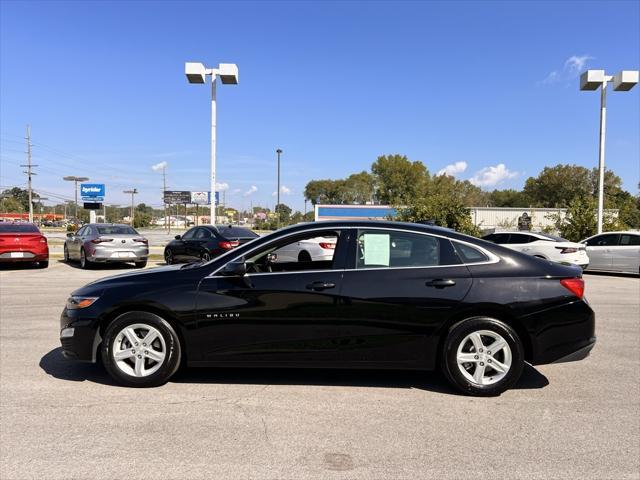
left=206, top=225, right=499, bottom=278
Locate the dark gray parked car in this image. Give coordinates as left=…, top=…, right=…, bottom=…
left=64, top=224, right=149, bottom=269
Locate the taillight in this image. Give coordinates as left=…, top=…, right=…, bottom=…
left=133, top=237, right=148, bottom=244
left=39, top=236, right=47, bottom=244
left=555, top=247, right=578, bottom=254
left=91, top=237, right=113, bottom=244
left=319, top=242, right=336, bottom=250
left=218, top=240, right=239, bottom=250
left=560, top=278, right=585, bottom=299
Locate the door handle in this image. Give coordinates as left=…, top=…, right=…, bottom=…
left=306, top=281, right=336, bottom=291
left=425, top=279, right=456, bottom=288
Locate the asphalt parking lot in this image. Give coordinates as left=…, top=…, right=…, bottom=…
left=1, top=262, right=638, bottom=479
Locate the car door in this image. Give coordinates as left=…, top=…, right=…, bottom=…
left=613, top=233, right=640, bottom=273
left=585, top=234, right=619, bottom=270
left=193, top=229, right=351, bottom=365
left=70, top=226, right=87, bottom=259
left=172, top=227, right=196, bottom=261
left=187, top=228, right=210, bottom=259
left=337, top=228, right=473, bottom=368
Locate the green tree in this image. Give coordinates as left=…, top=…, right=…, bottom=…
left=488, top=189, right=530, bottom=208
left=371, top=154, right=429, bottom=205
left=547, top=197, right=625, bottom=242
left=0, top=196, right=25, bottom=213
left=0, top=187, right=39, bottom=211
left=523, top=165, right=592, bottom=207
left=343, top=171, right=375, bottom=204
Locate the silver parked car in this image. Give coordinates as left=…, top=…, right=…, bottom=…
left=64, top=223, right=149, bottom=269
left=581, top=231, right=640, bottom=275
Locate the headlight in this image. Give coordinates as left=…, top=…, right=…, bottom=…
left=66, top=296, right=99, bottom=309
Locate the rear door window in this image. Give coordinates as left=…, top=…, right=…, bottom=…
left=620, top=234, right=640, bottom=246
left=452, top=242, right=490, bottom=264
left=356, top=230, right=460, bottom=269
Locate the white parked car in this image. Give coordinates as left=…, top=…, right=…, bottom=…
left=482, top=231, right=589, bottom=269
left=581, top=231, right=640, bottom=275
left=272, top=235, right=337, bottom=263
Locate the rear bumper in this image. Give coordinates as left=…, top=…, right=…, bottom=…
left=0, top=250, right=48, bottom=262
left=87, top=247, right=148, bottom=262
left=523, top=299, right=596, bottom=365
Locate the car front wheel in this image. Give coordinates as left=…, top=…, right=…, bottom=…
left=101, top=312, right=182, bottom=387
left=441, top=317, right=524, bottom=396
left=164, top=249, right=174, bottom=265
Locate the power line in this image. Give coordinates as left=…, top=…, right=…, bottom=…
left=19, top=126, right=37, bottom=222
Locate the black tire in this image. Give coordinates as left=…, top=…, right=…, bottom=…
left=80, top=248, right=92, bottom=269
left=101, top=311, right=182, bottom=388
left=200, top=251, right=211, bottom=262
left=38, top=260, right=49, bottom=269
left=63, top=244, right=69, bottom=263
left=164, top=249, right=174, bottom=265
left=298, top=250, right=312, bottom=262
left=134, top=260, right=147, bottom=268
left=441, top=317, right=524, bottom=397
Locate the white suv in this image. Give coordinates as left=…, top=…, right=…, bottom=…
left=482, top=231, right=589, bottom=269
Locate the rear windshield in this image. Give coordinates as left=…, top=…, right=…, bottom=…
left=0, top=223, right=39, bottom=233
left=217, top=226, right=259, bottom=239
left=96, top=225, right=138, bottom=235
left=535, top=233, right=568, bottom=242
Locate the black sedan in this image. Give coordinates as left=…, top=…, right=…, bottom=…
left=164, top=225, right=258, bottom=264
left=60, top=220, right=595, bottom=396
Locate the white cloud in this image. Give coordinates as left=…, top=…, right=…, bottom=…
left=231, top=188, right=241, bottom=194
left=565, top=55, right=594, bottom=75
left=151, top=161, right=168, bottom=171
left=243, top=185, right=258, bottom=197
left=215, top=182, right=229, bottom=191
left=541, top=54, right=594, bottom=85
left=469, top=164, right=518, bottom=187
left=272, top=185, right=292, bottom=196
left=437, top=161, right=467, bottom=177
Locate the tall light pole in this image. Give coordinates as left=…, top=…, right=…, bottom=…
left=580, top=69, right=639, bottom=233
left=123, top=189, right=138, bottom=226
left=185, top=61, right=239, bottom=225
left=63, top=176, right=89, bottom=220
left=276, top=148, right=282, bottom=227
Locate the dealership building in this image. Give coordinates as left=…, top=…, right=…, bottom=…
left=313, top=204, right=616, bottom=232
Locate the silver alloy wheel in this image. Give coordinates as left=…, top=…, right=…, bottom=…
left=64, top=244, right=69, bottom=262
left=80, top=249, right=86, bottom=268
left=112, top=323, right=167, bottom=378
left=456, top=329, right=512, bottom=386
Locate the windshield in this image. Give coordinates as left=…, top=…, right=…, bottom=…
left=535, top=233, right=568, bottom=242
left=0, top=223, right=39, bottom=233
left=216, top=226, right=259, bottom=239
left=96, top=225, right=138, bottom=235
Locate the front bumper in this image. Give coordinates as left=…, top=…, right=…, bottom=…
left=59, top=308, right=100, bottom=362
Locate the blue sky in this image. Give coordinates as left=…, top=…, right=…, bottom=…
left=1, top=0, right=639, bottom=211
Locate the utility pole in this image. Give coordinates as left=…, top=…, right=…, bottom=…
left=161, top=165, right=168, bottom=232
left=21, top=125, right=37, bottom=223
left=276, top=148, right=282, bottom=228
left=123, top=189, right=138, bottom=226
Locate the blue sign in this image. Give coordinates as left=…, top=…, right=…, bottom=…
left=80, top=183, right=105, bottom=201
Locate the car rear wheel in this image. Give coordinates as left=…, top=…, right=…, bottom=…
left=80, top=248, right=91, bottom=269
left=164, top=249, right=174, bottom=265
left=101, top=312, right=182, bottom=387
left=441, top=317, right=524, bottom=396
left=298, top=251, right=311, bottom=262
left=134, top=260, right=147, bottom=268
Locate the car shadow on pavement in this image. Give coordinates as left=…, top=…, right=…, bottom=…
left=56, top=259, right=140, bottom=270
left=40, top=347, right=548, bottom=394
left=0, top=262, right=45, bottom=271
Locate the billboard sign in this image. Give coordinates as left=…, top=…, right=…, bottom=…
left=163, top=191, right=191, bottom=204
left=190, top=191, right=209, bottom=205
left=80, top=183, right=105, bottom=202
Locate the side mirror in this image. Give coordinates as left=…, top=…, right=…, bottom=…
left=267, top=252, right=277, bottom=263
left=174, top=235, right=181, bottom=240
left=220, top=259, right=247, bottom=277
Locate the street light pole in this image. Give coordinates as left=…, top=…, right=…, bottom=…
left=185, top=61, right=239, bottom=226
left=276, top=148, right=282, bottom=228
left=63, top=176, right=89, bottom=220
left=580, top=69, right=639, bottom=233
left=123, top=189, right=138, bottom=226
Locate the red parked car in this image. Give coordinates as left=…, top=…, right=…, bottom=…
left=0, top=222, right=49, bottom=268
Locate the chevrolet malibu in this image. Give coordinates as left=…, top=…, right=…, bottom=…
left=60, top=220, right=595, bottom=396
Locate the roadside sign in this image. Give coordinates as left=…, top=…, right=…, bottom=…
left=80, top=183, right=105, bottom=202
left=163, top=191, right=191, bottom=204
left=191, top=191, right=209, bottom=205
